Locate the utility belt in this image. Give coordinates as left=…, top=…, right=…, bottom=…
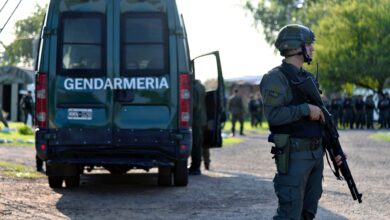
left=289, top=137, right=322, bottom=152
left=269, top=134, right=322, bottom=174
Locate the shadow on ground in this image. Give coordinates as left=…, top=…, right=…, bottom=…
left=54, top=170, right=347, bottom=220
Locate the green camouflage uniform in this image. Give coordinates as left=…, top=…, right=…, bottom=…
left=260, top=63, right=324, bottom=220
left=365, top=96, right=375, bottom=129
left=190, top=80, right=208, bottom=171
left=228, top=93, right=245, bottom=135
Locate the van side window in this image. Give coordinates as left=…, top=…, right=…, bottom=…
left=58, top=13, right=105, bottom=75
left=121, top=13, right=168, bottom=75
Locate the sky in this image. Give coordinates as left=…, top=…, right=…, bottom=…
left=0, top=0, right=281, bottom=79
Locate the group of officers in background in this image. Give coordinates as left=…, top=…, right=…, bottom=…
left=227, top=90, right=390, bottom=133
left=227, top=90, right=265, bottom=137
left=325, top=92, right=390, bottom=129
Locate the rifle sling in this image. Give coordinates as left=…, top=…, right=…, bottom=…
left=325, top=147, right=342, bottom=180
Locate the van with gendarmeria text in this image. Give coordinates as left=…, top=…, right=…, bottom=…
left=35, top=0, right=225, bottom=188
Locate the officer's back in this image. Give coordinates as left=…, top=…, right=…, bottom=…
left=228, top=90, right=244, bottom=115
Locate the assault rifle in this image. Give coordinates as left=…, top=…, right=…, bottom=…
left=291, top=76, right=363, bottom=203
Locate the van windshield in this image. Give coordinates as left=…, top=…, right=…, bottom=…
left=59, top=13, right=104, bottom=74
left=121, top=13, right=168, bottom=75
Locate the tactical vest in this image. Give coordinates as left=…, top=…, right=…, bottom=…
left=355, top=100, right=364, bottom=110
left=343, top=99, right=352, bottom=109
left=365, top=100, right=375, bottom=110
left=331, top=100, right=340, bottom=111
left=269, top=64, right=322, bottom=138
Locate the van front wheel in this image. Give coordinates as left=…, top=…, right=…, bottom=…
left=174, top=160, right=188, bottom=186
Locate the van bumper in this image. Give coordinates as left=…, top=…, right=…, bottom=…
left=38, top=128, right=192, bottom=168
left=47, top=157, right=174, bottom=169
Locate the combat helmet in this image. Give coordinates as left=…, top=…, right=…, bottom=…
left=275, top=24, right=315, bottom=64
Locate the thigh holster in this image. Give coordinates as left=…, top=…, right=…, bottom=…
left=270, top=134, right=290, bottom=174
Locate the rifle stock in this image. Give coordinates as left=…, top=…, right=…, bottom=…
left=292, top=77, right=363, bottom=203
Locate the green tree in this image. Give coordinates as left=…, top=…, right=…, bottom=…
left=0, top=4, right=46, bottom=66
left=244, top=0, right=344, bottom=45
left=308, top=0, right=390, bottom=94
left=246, top=0, right=390, bottom=94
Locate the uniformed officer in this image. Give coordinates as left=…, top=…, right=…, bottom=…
left=228, top=89, right=245, bottom=136
left=20, top=91, right=34, bottom=124
left=342, top=95, right=354, bottom=129
left=0, top=104, right=9, bottom=130
left=377, top=93, right=385, bottom=128
left=260, top=24, right=342, bottom=220
left=248, top=95, right=258, bottom=127
left=354, top=95, right=365, bottom=129
left=365, top=95, right=375, bottom=129
left=189, top=79, right=208, bottom=175
left=255, top=94, right=264, bottom=128
left=330, top=97, right=342, bottom=128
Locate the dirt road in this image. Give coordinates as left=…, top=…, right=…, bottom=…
left=0, top=129, right=389, bottom=219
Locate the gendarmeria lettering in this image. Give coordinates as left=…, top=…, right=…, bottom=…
left=63, top=77, right=169, bottom=90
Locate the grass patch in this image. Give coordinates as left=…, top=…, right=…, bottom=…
left=0, top=161, right=42, bottom=178
left=223, top=137, right=243, bottom=146
left=223, top=120, right=269, bottom=134
left=221, top=120, right=269, bottom=147
left=0, top=122, right=35, bottom=147
left=370, top=132, right=390, bottom=142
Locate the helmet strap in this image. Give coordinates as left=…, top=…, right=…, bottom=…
left=283, top=44, right=312, bottom=64
left=301, top=44, right=312, bottom=64
left=284, top=51, right=303, bottom=57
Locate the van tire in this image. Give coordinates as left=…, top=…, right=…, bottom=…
left=158, top=167, right=172, bottom=186
left=48, top=176, right=63, bottom=188
left=174, top=160, right=188, bottom=186
left=64, top=175, right=80, bottom=188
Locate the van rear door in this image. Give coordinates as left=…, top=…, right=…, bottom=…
left=51, top=1, right=113, bottom=144
left=111, top=1, right=177, bottom=150
left=113, top=3, right=172, bottom=130
left=192, top=51, right=226, bottom=148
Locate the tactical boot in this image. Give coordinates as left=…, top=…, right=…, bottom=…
left=302, top=211, right=315, bottom=220
left=231, top=128, right=235, bottom=137
left=188, top=167, right=201, bottom=175
left=36, top=156, right=44, bottom=172
left=204, top=163, right=210, bottom=170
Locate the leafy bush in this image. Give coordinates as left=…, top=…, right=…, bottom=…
left=18, top=125, right=34, bottom=135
